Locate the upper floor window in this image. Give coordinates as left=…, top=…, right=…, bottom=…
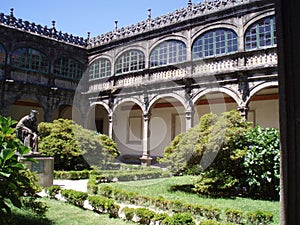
left=0, top=43, right=6, bottom=65
left=89, top=58, right=111, bottom=80
left=115, top=50, right=145, bottom=75
left=245, top=16, right=276, bottom=50
left=54, top=57, right=83, bottom=80
left=11, top=48, right=49, bottom=73
left=150, top=40, right=187, bottom=67
left=192, top=29, right=238, bottom=59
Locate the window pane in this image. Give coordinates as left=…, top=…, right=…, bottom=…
left=116, top=50, right=145, bottom=74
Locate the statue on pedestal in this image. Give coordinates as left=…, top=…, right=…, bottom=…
left=16, top=110, right=39, bottom=154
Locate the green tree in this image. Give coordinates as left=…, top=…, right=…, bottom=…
left=38, top=119, right=120, bottom=171
left=193, top=110, right=251, bottom=196
left=0, top=116, right=41, bottom=224
left=242, top=126, right=280, bottom=200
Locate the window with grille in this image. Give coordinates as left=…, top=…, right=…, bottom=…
left=115, top=50, right=145, bottom=75
left=89, top=58, right=111, bottom=80
left=245, top=16, right=276, bottom=50
left=11, top=48, right=49, bottom=73
left=150, top=40, right=187, bottom=67
left=54, top=57, right=83, bottom=80
left=192, top=29, right=238, bottom=60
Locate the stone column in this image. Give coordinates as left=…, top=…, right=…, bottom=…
left=185, top=109, right=194, bottom=131
left=140, top=113, right=152, bottom=166
left=108, top=113, right=113, bottom=139
left=237, top=104, right=248, bottom=119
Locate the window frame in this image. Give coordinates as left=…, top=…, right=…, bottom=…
left=89, top=58, right=111, bottom=80
left=54, top=57, right=84, bottom=80
left=115, top=50, right=145, bottom=75
left=192, top=28, right=238, bottom=60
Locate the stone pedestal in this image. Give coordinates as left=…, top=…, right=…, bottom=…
left=140, top=155, right=152, bottom=166
left=24, top=155, right=54, bottom=187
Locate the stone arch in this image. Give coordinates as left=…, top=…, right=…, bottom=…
left=193, top=87, right=241, bottom=105
left=86, top=102, right=110, bottom=135
left=113, top=97, right=145, bottom=114
left=245, top=81, right=278, bottom=105
left=243, top=11, right=275, bottom=33
left=149, top=35, right=188, bottom=52
left=148, top=93, right=188, bottom=113
left=245, top=81, right=279, bottom=128
left=192, top=87, right=240, bottom=124
left=191, top=23, right=238, bottom=43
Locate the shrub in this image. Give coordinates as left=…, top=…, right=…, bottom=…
left=122, top=207, right=135, bottom=221
left=193, top=111, right=251, bottom=197
left=46, top=185, right=61, bottom=199
left=0, top=116, right=41, bottom=224
left=21, top=197, right=48, bottom=215
left=242, top=126, right=280, bottom=200
left=88, top=195, right=115, bottom=213
left=60, top=189, right=88, bottom=208
left=246, top=210, right=274, bottom=225
left=225, top=208, right=243, bottom=224
left=38, top=119, right=119, bottom=171
left=165, top=212, right=196, bottom=225
left=153, top=213, right=170, bottom=224
left=134, top=208, right=155, bottom=224
left=198, top=220, right=221, bottom=225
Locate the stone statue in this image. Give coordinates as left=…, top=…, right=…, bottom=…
left=16, top=109, right=39, bottom=154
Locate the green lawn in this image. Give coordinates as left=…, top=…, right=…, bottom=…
left=11, top=198, right=135, bottom=225
left=100, top=176, right=280, bottom=224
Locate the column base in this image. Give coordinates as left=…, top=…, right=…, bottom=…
left=140, top=155, right=152, bottom=166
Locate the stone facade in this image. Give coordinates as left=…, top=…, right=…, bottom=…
left=0, top=0, right=277, bottom=164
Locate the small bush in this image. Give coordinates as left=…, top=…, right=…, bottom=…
left=122, top=207, right=135, bottom=221
left=165, top=212, right=196, bottom=225
left=225, top=208, right=243, bottom=224
left=135, top=208, right=155, bottom=224
left=46, top=185, right=61, bottom=199
left=60, top=189, right=88, bottom=208
left=246, top=210, right=274, bottom=225
left=153, top=213, right=170, bottom=223
left=88, top=195, right=115, bottom=214
left=201, top=206, right=221, bottom=221
left=199, top=220, right=221, bottom=225
left=21, top=197, right=48, bottom=215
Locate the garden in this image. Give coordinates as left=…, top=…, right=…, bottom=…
left=0, top=110, right=280, bottom=224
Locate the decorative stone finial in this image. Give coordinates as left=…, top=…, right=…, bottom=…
left=148, top=8, right=151, bottom=20
left=188, top=0, right=192, bottom=6
left=52, top=20, right=56, bottom=29
left=87, top=32, right=90, bottom=40
left=115, top=20, right=118, bottom=31
left=10, top=8, right=14, bottom=17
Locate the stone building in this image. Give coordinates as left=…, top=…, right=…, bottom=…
left=0, top=0, right=277, bottom=164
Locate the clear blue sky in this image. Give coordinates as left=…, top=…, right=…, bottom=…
left=0, top=0, right=199, bottom=38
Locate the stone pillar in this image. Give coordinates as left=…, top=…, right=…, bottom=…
left=140, top=113, right=152, bottom=166
left=237, top=104, right=248, bottom=119
left=185, top=109, right=194, bottom=131
left=108, top=113, right=113, bottom=139
left=275, top=0, right=300, bottom=224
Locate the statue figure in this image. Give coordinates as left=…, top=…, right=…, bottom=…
left=16, top=109, right=39, bottom=154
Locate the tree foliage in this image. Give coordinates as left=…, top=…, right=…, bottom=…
left=0, top=116, right=41, bottom=224
left=242, top=126, right=280, bottom=200
left=38, top=119, right=120, bottom=171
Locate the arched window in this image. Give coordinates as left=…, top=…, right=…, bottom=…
left=0, top=43, right=6, bottom=65
left=89, top=58, right=111, bottom=80
left=115, top=50, right=145, bottom=75
left=11, top=48, right=49, bottom=73
left=54, top=57, right=83, bottom=80
left=150, top=40, right=187, bottom=67
left=192, top=29, right=238, bottom=60
left=245, top=16, right=276, bottom=50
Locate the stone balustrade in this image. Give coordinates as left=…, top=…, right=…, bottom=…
left=87, top=49, right=277, bottom=93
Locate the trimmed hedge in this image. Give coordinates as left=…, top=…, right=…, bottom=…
left=60, top=189, right=88, bottom=208
left=54, top=168, right=171, bottom=181
left=96, top=185, right=274, bottom=225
